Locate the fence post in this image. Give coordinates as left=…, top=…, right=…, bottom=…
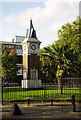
left=1, top=78, right=3, bottom=105
left=2, top=85, right=3, bottom=105
left=28, top=99, right=30, bottom=106
left=72, top=94, right=76, bottom=112
left=51, top=99, right=53, bottom=106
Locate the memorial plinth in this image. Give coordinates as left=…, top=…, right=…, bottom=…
left=22, top=80, right=42, bottom=89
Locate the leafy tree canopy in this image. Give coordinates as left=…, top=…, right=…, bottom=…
left=40, top=17, right=81, bottom=78
left=2, top=47, right=19, bottom=81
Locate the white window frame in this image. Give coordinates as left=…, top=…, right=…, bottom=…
left=7, top=45, right=14, bottom=48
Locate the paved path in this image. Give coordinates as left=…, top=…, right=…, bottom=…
left=1, top=102, right=81, bottom=120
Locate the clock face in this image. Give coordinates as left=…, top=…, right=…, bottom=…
left=31, top=44, right=36, bottom=50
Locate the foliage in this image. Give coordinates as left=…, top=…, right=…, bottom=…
left=40, top=48, right=56, bottom=78
left=2, top=47, right=19, bottom=81
left=0, top=44, right=2, bottom=79
left=40, top=17, right=81, bottom=77
left=41, top=43, right=75, bottom=78
left=57, top=16, right=81, bottom=76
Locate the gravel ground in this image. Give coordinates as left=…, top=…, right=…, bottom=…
left=1, top=102, right=81, bottom=120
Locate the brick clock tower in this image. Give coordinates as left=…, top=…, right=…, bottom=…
left=21, top=19, right=42, bottom=88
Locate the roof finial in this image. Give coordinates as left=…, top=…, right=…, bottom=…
left=30, top=17, right=32, bottom=23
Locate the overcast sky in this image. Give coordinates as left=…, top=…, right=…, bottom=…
left=0, top=0, right=80, bottom=48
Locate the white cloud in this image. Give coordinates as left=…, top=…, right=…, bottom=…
left=2, top=0, right=79, bottom=47
left=3, top=0, right=79, bottom=26
left=4, top=14, right=16, bottom=23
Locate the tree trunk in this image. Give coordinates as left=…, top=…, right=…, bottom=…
left=57, top=77, right=62, bottom=95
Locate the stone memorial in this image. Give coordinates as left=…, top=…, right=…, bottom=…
left=21, top=19, right=42, bottom=89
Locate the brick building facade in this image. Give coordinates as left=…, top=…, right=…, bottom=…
left=0, top=35, right=25, bottom=82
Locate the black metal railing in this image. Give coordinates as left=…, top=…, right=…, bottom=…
left=2, top=77, right=81, bottom=104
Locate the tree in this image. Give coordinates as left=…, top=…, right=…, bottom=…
left=40, top=48, right=56, bottom=79
left=42, top=43, right=72, bottom=94
left=57, top=16, right=81, bottom=76
left=41, top=17, right=81, bottom=94
left=2, top=47, right=19, bottom=82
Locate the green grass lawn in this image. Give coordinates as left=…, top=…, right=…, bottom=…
left=3, top=86, right=81, bottom=102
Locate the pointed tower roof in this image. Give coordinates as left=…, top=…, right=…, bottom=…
left=29, top=18, right=37, bottom=39
left=22, top=18, right=41, bottom=45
